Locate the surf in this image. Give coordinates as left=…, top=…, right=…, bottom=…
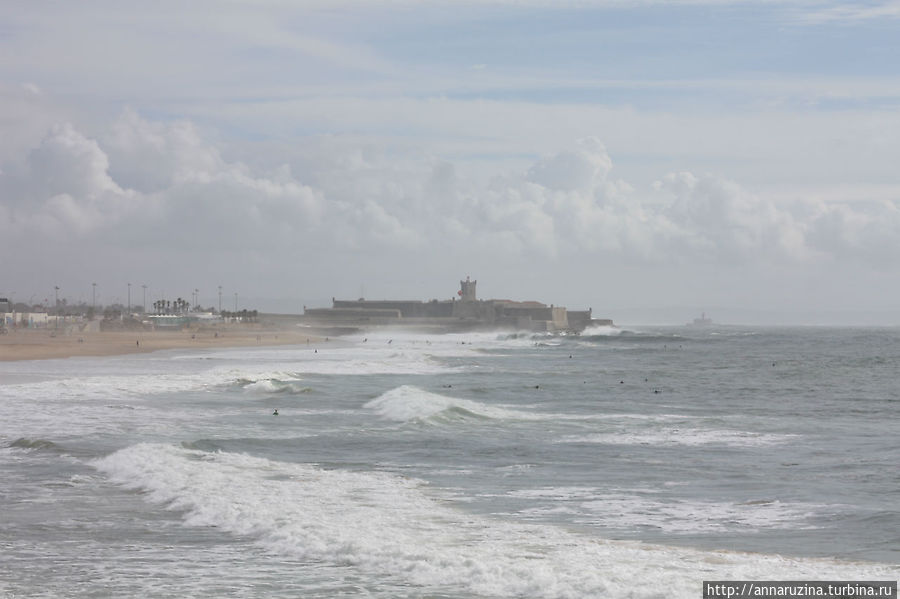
left=92, top=443, right=898, bottom=598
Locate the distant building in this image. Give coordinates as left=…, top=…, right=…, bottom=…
left=2, top=311, right=50, bottom=328
left=303, top=277, right=608, bottom=332
left=144, top=312, right=221, bottom=329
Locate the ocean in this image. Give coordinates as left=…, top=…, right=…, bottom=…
left=1, top=325, right=898, bottom=598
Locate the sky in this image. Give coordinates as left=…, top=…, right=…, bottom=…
left=2, top=0, right=900, bottom=324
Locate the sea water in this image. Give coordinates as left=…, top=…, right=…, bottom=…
left=1, top=326, right=897, bottom=598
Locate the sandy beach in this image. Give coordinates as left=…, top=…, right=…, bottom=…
left=0, top=326, right=324, bottom=362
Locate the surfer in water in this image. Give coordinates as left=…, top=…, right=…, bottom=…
left=273, top=409, right=279, bottom=416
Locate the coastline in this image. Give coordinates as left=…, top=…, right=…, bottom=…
left=0, top=327, right=324, bottom=362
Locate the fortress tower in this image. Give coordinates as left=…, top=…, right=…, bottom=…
left=459, top=277, right=477, bottom=302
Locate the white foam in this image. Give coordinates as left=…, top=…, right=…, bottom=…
left=0, top=365, right=311, bottom=404
left=92, top=444, right=898, bottom=598
left=561, top=428, right=799, bottom=447
left=0, top=331, right=514, bottom=410
left=581, top=324, right=624, bottom=336
left=510, top=487, right=830, bottom=533
left=240, top=378, right=311, bottom=395
left=363, top=385, right=543, bottom=423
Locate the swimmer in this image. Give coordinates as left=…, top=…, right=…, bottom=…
left=273, top=409, right=279, bottom=416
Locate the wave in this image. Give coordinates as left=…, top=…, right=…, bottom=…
left=0, top=368, right=286, bottom=403
left=580, top=332, right=687, bottom=345
left=510, top=487, right=829, bottom=533
left=580, top=324, right=624, bottom=337
left=560, top=428, right=799, bottom=448
left=233, top=376, right=312, bottom=395
left=92, top=443, right=897, bottom=598
left=363, top=385, right=542, bottom=423
left=8, top=437, right=65, bottom=453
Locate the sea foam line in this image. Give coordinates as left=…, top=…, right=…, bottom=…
left=560, top=428, right=799, bottom=447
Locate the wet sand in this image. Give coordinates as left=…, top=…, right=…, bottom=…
left=0, top=327, right=323, bottom=362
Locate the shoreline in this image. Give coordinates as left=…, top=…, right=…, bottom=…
left=0, top=327, right=325, bottom=362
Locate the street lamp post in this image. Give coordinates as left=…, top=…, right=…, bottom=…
left=142, top=285, right=147, bottom=313
left=234, top=292, right=237, bottom=312
left=91, top=283, right=96, bottom=317
left=218, top=286, right=222, bottom=313
left=54, top=286, right=59, bottom=329
left=127, top=283, right=131, bottom=314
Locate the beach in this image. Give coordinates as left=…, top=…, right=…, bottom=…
left=0, top=326, right=322, bottom=362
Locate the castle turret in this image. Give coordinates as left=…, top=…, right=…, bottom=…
left=459, top=277, right=477, bottom=302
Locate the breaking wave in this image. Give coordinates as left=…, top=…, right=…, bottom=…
left=363, top=385, right=543, bottom=423
left=8, top=437, right=65, bottom=453
left=92, top=443, right=897, bottom=598
left=233, top=376, right=312, bottom=395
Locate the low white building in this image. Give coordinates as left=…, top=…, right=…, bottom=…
left=2, top=312, right=51, bottom=328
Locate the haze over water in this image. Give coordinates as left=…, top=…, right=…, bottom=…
left=2, top=325, right=897, bottom=597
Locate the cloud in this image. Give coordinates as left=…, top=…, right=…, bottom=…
left=29, top=123, right=124, bottom=199
left=0, top=123, right=137, bottom=238
left=526, top=137, right=613, bottom=192
left=1, top=113, right=324, bottom=256
left=4, top=108, right=900, bottom=308
left=805, top=199, right=900, bottom=265
left=655, top=171, right=809, bottom=262
left=799, top=0, right=900, bottom=23
left=104, top=109, right=225, bottom=192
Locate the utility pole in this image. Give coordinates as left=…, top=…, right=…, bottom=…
left=142, top=284, right=147, bottom=313
left=92, top=283, right=96, bottom=312
left=54, top=286, right=59, bottom=329
left=127, top=283, right=131, bottom=314
left=234, top=292, right=237, bottom=312
left=218, top=286, right=222, bottom=313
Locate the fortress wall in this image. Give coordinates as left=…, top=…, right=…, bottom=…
left=333, top=300, right=425, bottom=315
left=452, top=300, right=496, bottom=321
left=550, top=306, right=569, bottom=329
left=421, top=301, right=455, bottom=318
left=496, top=305, right=552, bottom=320
left=566, top=310, right=593, bottom=331
left=305, top=307, right=402, bottom=321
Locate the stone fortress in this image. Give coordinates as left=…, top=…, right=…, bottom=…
left=303, top=277, right=610, bottom=333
